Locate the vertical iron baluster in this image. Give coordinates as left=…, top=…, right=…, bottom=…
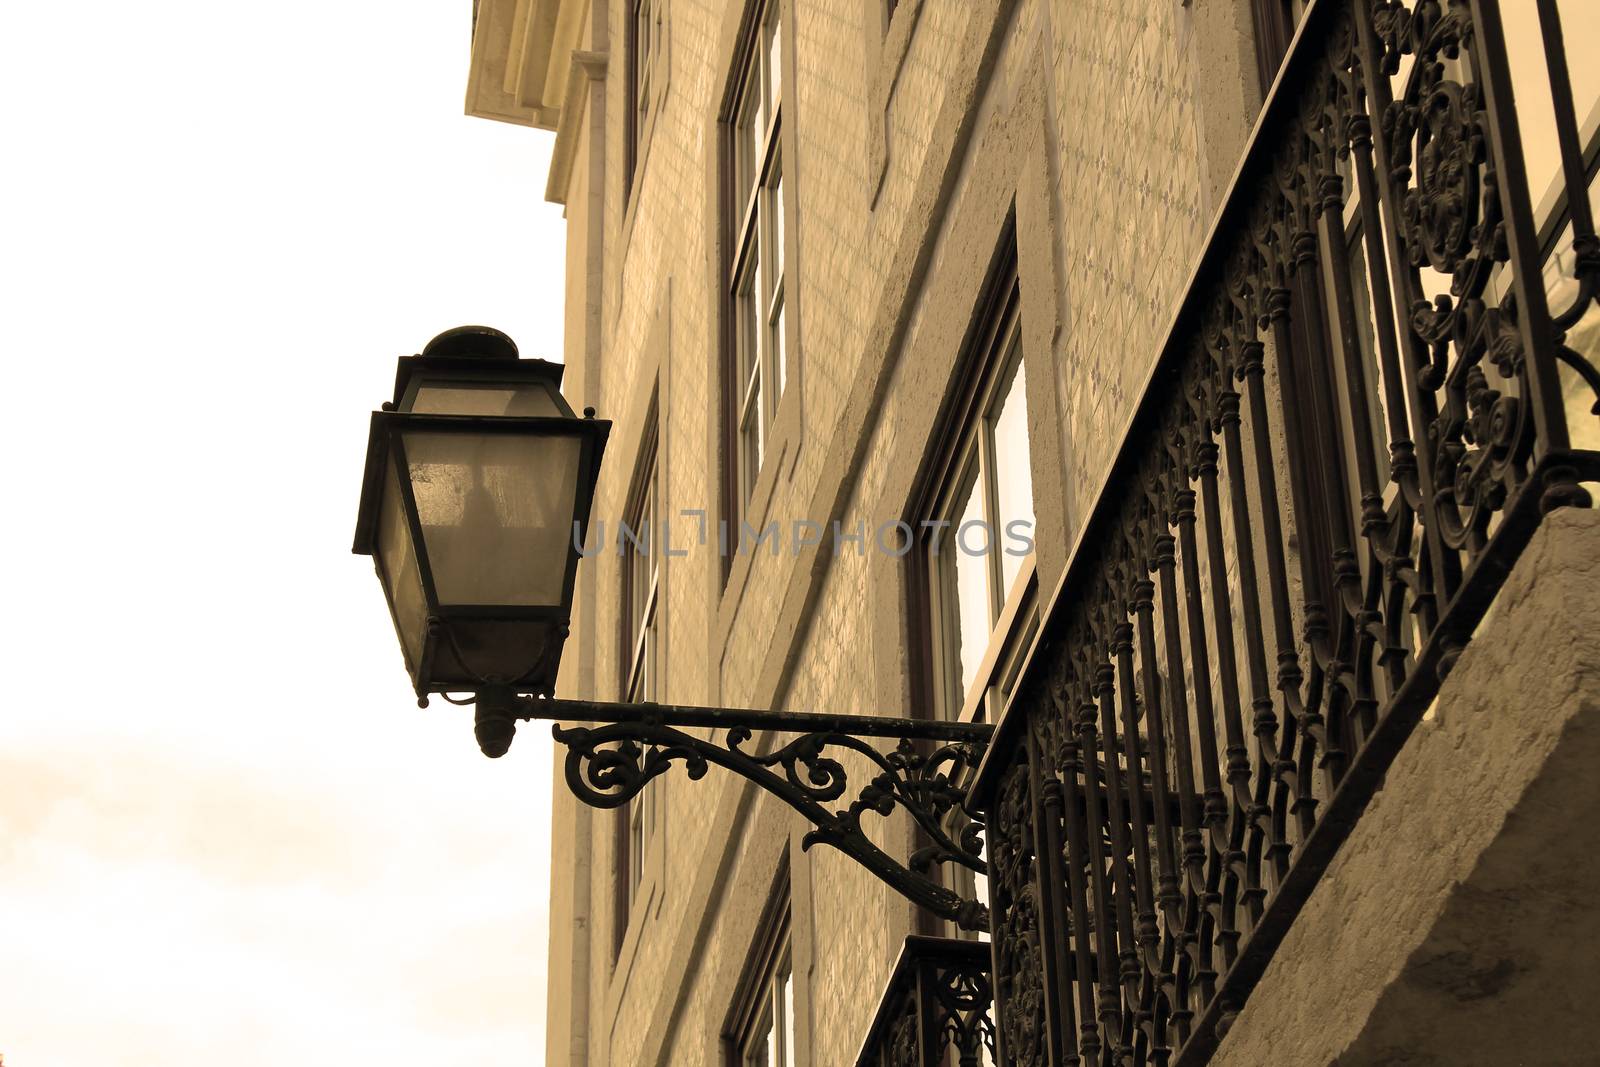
left=988, top=751, right=1042, bottom=1067
left=1111, top=609, right=1163, bottom=1067
left=1027, top=715, right=1081, bottom=1067
left=1350, top=0, right=1460, bottom=630
left=1094, top=648, right=1142, bottom=1064
left=1349, top=75, right=1418, bottom=485
left=1234, top=293, right=1308, bottom=874
left=1192, top=420, right=1255, bottom=954
left=1344, top=47, right=1427, bottom=706
left=1263, top=214, right=1352, bottom=800
left=1537, top=0, right=1599, bottom=258
left=1470, top=0, right=1579, bottom=489
left=1075, top=661, right=1124, bottom=1063
left=1151, top=512, right=1209, bottom=1029
left=1112, top=618, right=1160, bottom=965
left=1051, top=677, right=1105, bottom=1065
left=1214, top=330, right=1284, bottom=920
left=1131, top=557, right=1185, bottom=959
left=1169, top=454, right=1232, bottom=983
left=1171, top=459, right=1227, bottom=834
left=1316, top=120, right=1390, bottom=576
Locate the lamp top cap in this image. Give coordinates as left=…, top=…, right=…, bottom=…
left=422, top=325, right=519, bottom=361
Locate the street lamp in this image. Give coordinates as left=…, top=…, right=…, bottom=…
left=352, top=328, right=992, bottom=930
left=352, top=325, right=610, bottom=755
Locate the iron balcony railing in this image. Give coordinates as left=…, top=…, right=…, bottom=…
left=856, top=936, right=998, bottom=1067
left=968, top=0, right=1599, bottom=1065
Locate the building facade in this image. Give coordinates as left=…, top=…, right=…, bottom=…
left=467, top=0, right=1600, bottom=1064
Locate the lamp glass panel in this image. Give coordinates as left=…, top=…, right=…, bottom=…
left=377, top=454, right=430, bottom=666
left=410, top=381, right=562, bottom=417
left=403, top=430, right=582, bottom=607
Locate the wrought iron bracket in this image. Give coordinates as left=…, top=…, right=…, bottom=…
left=480, top=692, right=993, bottom=931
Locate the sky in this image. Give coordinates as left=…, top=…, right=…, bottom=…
left=1, top=3, right=570, bottom=1064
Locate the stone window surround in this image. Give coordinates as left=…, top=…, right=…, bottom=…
left=906, top=251, right=1042, bottom=726
left=864, top=0, right=926, bottom=207
left=711, top=0, right=807, bottom=600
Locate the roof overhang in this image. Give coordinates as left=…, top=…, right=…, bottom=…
left=466, top=0, right=587, bottom=129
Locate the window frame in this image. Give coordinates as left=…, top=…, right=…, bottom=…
left=1248, top=0, right=1309, bottom=95
left=614, top=415, right=662, bottom=960
left=625, top=0, right=668, bottom=204
left=718, top=0, right=799, bottom=570
left=911, top=256, right=1039, bottom=726
left=723, top=869, right=797, bottom=1067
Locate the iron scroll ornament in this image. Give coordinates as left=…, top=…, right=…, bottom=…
left=489, top=694, right=992, bottom=932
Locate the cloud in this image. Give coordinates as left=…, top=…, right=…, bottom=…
left=0, top=742, right=552, bottom=1067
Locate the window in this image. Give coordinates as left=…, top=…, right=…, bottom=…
left=616, top=423, right=661, bottom=954
left=1249, top=0, right=1310, bottom=94
left=726, top=0, right=787, bottom=522
left=916, top=266, right=1037, bottom=724
left=627, top=0, right=659, bottom=197
left=725, top=876, right=796, bottom=1067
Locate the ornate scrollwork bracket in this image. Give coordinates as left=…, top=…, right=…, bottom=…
left=485, top=692, right=993, bottom=931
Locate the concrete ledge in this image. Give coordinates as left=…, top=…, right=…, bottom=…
left=1216, top=508, right=1600, bottom=1066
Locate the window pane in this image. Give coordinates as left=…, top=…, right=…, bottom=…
left=952, top=465, right=990, bottom=706
left=747, top=1007, right=774, bottom=1067
left=738, top=86, right=761, bottom=196
left=772, top=297, right=786, bottom=406
left=772, top=173, right=785, bottom=279
left=753, top=251, right=765, bottom=366
left=766, top=12, right=782, bottom=115
left=990, top=353, right=1034, bottom=597
left=750, top=85, right=766, bottom=176
left=781, top=967, right=795, bottom=1067
left=629, top=805, right=644, bottom=894
left=737, top=241, right=759, bottom=370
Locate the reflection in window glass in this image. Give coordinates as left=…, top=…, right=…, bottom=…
left=991, top=354, right=1034, bottom=597
left=953, top=466, right=990, bottom=704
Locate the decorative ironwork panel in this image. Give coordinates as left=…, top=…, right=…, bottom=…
left=973, top=0, right=1598, bottom=1064
left=854, top=936, right=998, bottom=1067
left=527, top=698, right=992, bottom=930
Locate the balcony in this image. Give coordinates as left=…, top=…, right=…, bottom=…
left=966, top=0, right=1599, bottom=1064
left=855, top=936, right=997, bottom=1067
